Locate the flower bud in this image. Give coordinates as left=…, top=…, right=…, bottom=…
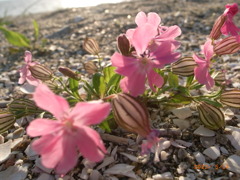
left=29, top=64, right=53, bottom=81
left=209, top=15, right=227, bottom=40
left=111, top=93, right=151, bottom=137
left=83, top=37, right=100, bottom=55
left=8, top=99, right=41, bottom=119
left=117, top=34, right=131, bottom=56
left=171, top=57, right=197, bottom=76
left=214, top=71, right=226, bottom=84
left=58, top=66, right=81, bottom=80
left=84, top=61, right=98, bottom=74
left=214, top=36, right=240, bottom=55
left=197, top=102, right=225, bottom=130
left=0, top=112, right=15, bottom=134
left=220, top=90, right=240, bottom=108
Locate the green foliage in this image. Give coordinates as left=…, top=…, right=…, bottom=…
left=69, top=78, right=80, bottom=99
left=168, top=72, right=179, bottom=88
left=33, top=19, right=39, bottom=41
left=92, top=73, right=106, bottom=99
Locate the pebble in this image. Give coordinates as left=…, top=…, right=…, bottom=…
left=35, top=158, right=53, bottom=174
left=152, top=172, right=173, bottom=180
left=193, top=126, right=215, bottom=137
left=222, top=155, right=240, bottom=174
left=0, top=134, right=4, bottom=144
left=203, top=146, right=220, bottom=160
left=173, top=119, right=191, bottom=130
left=171, top=107, right=192, bottom=119
left=200, top=136, right=216, bottom=148
left=12, top=128, right=24, bottom=139
left=37, top=173, right=55, bottom=180
left=0, top=140, right=12, bottom=163
left=0, top=164, right=29, bottom=180
left=220, top=146, right=229, bottom=155
left=25, top=144, right=38, bottom=160
left=160, top=151, right=170, bottom=161
left=193, top=152, right=205, bottom=164
left=226, top=131, right=240, bottom=150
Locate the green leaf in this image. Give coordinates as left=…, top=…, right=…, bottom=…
left=169, top=94, right=192, bottom=105
left=92, top=73, right=106, bottom=98
left=198, top=98, right=223, bottom=108
left=0, top=26, right=30, bottom=47
left=69, top=78, right=80, bottom=99
left=186, top=75, right=194, bottom=87
left=33, top=19, right=39, bottom=41
left=107, top=74, right=121, bottom=94
left=99, top=119, right=111, bottom=133
left=168, top=72, right=179, bottom=88
left=103, top=66, right=116, bottom=83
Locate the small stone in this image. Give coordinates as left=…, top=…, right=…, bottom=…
left=35, top=158, right=52, bottom=174
left=25, top=144, right=38, bottom=160
left=222, top=155, right=240, bottom=174
left=193, top=152, right=205, bottom=164
left=0, top=135, right=4, bottom=144
left=152, top=172, right=173, bottom=180
left=160, top=151, right=170, bottom=161
left=0, top=140, right=12, bottom=163
left=11, top=137, right=23, bottom=149
left=0, top=164, right=28, bottom=180
left=220, top=146, right=229, bottom=155
left=193, top=126, right=215, bottom=137
left=177, top=162, right=188, bottom=174
left=12, top=128, right=24, bottom=139
left=200, top=136, right=216, bottom=148
left=37, top=173, right=54, bottom=180
left=173, top=119, right=191, bottom=130
left=226, top=131, right=240, bottom=150
left=179, top=176, right=191, bottom=180
left=172, top=107, right=192, bottom=119
left=203, top=146, right=221, bottom=160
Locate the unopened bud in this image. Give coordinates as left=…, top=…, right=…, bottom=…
left=29, top=64, right=53, bottom=81
left=84, top=61, right=98, bottom=74
left=209, top=15, right=227, bottom=40
left=117, top=34, right=131, bottom=56
left=8, top=99, right=41, bottom=119
left=214, top=71, right=226, bottom=84
left=220, top=90, right=240, bottom=108
left=111, top=93, right=151, bottom=137
left=197, top=102, right=225, bottom=130
left=58, top=66, right=80, bottom=80
left=214, top=36, right=240, bottom=55
left=171, top=57, right=197, bottom=76
left=83, top=38, right=100, bottom=55
left=0, top=112, right=15, bottom=134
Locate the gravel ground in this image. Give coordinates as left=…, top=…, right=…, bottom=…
left=0, top=0, right=240, bottom=179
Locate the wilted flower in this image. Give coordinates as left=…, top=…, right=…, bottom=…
left=18, top=51, right=41, bottom=86
left=83, top=37, right=100, bottom=55
left=197, top=102, right=225, bottom=130
left=29, top=64, right=53, bottom=81
left=193, top=39, right=215, bottom=90
left=0, top=111, right=15, bottom=134
left=58, top=66, right=81, bottom=80
left=220, top=90, right=240, bottom=108
left=171, top=57, right=197, bottom=76
left=214, top=35, right=240, bottom=55
left=27, top=84, right=111, bottom=175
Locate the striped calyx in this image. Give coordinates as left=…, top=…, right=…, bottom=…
left=111, top=93, right=151, bottom=137
left=83, top=37, right=100, bottom=55
left=0, top=112, right=15, bottom=134
left=84, top=61, right=98, bottom=74
left=171, top=57, right=197, bottom=76
left=209, top=15, right=227, bottom=40
left=214, top=36, right=240, bottom=55
left=197, top=102, right=225, bottom=130
left=8, top=99, right=41, bottom=119
left=214, top=71, right=226, bottom=84
left=220, top=90, right=240, bottom=108
left=29, top=64, right=53, bottom=81
left=58, top=66, right=80, bottom=80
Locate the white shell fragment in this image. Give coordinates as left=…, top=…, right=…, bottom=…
left=226, top=131, right=240, bottom=150
left=203, top=146, right=220, bottom=160
left=222, top=155, right=240, bottom=174
left=152, top=172, right=173, bottom=180
left=120, top=152, right=138, bottom=162
left=171, top=107, right=192, bottom=119
left=193, top=126, right=215, bottom=137
left=0, top=140, right=12, bottom=163
left=104, top=164, right=139, bottom=179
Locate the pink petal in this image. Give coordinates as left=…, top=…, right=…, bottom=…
left=33, top=84, right=70, bottom=121
left=203, top=39, right=214, bottom=61
left=126, top=28, right=135, bottom=44
left=120, top=72, right=146, bottom=96
left=26, top=76, right=41, bottom=86
left=156, top=25, right=181, bottom=41
left=147, top=12, right=161, bottom=28
left=27, top=118, right=62, bottom=137
left=194, top=64, right=214, bottom=90
left=54, top=134, right=78, bottom=175
left=77, top=126, right=106, bottom=162
left=132, top=24, right=158, bottom=55
left=135, top=11, right=147, bottom=26
left=111, top=52, right=137, bottom=69
left=192, top=53, right=206, bottom=64
left=18, top=65, right=28, bottom=84
left=221, top=19, right=240, bottom=36
left=24, top=51, right=32, bottom=63
left=69, top=101, right=111, bottom=126
left=147, top=70, right=164, bottom=92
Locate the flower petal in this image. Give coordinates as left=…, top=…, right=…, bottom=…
left=111, top=52, right=137, bottom=68
left=147, top=12, right=161, bottom=28
left=147, top=70, right=164, bottom=92
left=27, top=118, right=62, bottom=137
left=135, top=11, right=147, bottom=26
left=203, top=39, right=214, bottom=61
left=24, top=51, right=32, bottom=63
left=33, top=84, right=69, bottom=120
left=69, top=101, right=111, bottom=126
left=156, top=25, right=181, bottom=41
left=77, top=126, right=106, bottom=162
left=26, top=76, right=41, bottom=86
left=194, top=64, right=214, bottom=90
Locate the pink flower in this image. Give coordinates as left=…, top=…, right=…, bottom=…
left=221, top=3, right=240, bottom=36
left=27, top=84, right=111, bottom=175
left=193, top=39, right=215, bottom=90
left=18, top=51, right=41, bottom=86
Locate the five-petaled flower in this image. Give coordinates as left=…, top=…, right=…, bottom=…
left=18, top=51, right=41, bottom=86
left=111, top=12, right=181, bottom=96
left=193, top=39, right=215, bottom=90
left=27, top=84, right=111, bottom=175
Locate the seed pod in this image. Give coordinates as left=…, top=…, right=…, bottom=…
left=29, top=64, right=53, bottom=81
left=220, top=90, right=240, bottom=108
left=117, top=34, right=131, bottom=56
left=83, top=37, right=100, bottom=55
left=214, top=71, right=226, bottom=85
left=58, top=66, right=80, bottom=80
left=171, top=57, right=197, bottom=76
left=84, top=61, right=98, bottom=74
left=111, top=93, right=151, bottom=137
left=214, top=36, right=240, bottom=55
left=8, top=99, right=41, bottom=119
left=0, top=112, right=15, bottom=134
left=197, top=102, right=225, bottom=130
left=209, top=15, right=227, bottom=40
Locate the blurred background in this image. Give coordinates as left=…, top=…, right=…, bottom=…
left=0, top=0, right=128, bottom=17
